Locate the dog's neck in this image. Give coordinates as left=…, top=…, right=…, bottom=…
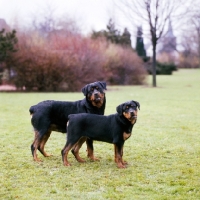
left=115, top=114, right=134, bottom=133
left=84, top=97, right=106, bottom=115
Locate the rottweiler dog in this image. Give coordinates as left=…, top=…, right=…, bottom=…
left=29, top=81, right=106, bottom=161
left=61, top=100, right=140, bottom=168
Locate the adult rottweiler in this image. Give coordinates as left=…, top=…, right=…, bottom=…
left=29, top=81, right=106, bottom=161
left=61, top=100, right=140, bottom=168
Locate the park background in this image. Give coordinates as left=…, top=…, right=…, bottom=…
left=0, top=0, right=200, bottom=199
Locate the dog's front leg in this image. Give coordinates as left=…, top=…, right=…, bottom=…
left=120, top=146, right=128, bottom=166
left=86, top=138, right=99, bottom=161
left=114, top=144, right=126, bottom=168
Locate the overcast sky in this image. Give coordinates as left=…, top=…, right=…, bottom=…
left=0, top=0, right=120, bottom=34
left=0, top=0, right=195, bottom=53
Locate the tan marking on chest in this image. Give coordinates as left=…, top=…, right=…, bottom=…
left=123, top=132, right=132, bottom=140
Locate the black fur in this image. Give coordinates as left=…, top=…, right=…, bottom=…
left=61, top=100, right=140, bottom=168
left=30, top=81, right=106, bottom=161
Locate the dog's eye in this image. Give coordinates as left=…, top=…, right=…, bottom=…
left=96, top=86, right=99, bottom=90
left=91, top=88, right=94, bottom=91
left=126, top=106, right=129, bottom=109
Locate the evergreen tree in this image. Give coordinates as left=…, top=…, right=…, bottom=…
left=135, top=26, right=146, bottom=57
left=121, top=28, right=131, bottom=47
left=92, top=19, right=132, bottom=47
left=0, top=29, right=18, bottom=82
left=0, top=29, right=18, bottom=62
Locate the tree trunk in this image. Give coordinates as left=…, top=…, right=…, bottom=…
left=152, top=43, right=157, bottom=87
left=198, top=32, right=200, bottom=69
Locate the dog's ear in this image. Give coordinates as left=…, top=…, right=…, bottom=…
left=81, top=84, right=89, bottom=96
left=98, top=81, right=107, bottom=90
left=133, top=100, right=140, bottom=110
left=116, top=103, right=124, bottom=115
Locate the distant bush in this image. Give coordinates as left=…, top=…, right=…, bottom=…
left=156, top=62, right=177, bottom=75
left=9, top=31, right=147, bottom=91
left=10, top=34, right=67, bottom=91
left=178, top=51, right=199, bottom=68
left=104, top=44, right=147, bottom=85
left=145, top=61, right=177, bottom=75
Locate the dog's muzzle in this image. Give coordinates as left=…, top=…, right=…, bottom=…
left=130, top=111, right=137, bottom=119
left=94, top=91, right=101, bottom=102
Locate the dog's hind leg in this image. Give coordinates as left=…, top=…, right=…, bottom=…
left=86, top=138, right=99, bottom=161
left=71, top=137, right=87, bottom=163
left=38, top=129, right=52, bottom=157
left=31, top=130, right=42, bottom=162
left=61, top=143, right=74, bottom=166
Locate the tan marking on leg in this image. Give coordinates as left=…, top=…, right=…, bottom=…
left=115, top=145, right=126, bottom=168
left=114, top=144, right=117, bottom=163
left=71, top=137, right=87, bottom=163
left=87, top=139, right=99, bottom=161
left=32, top=131, right=41, bottom=162
left=62, top=144, right=74, bottom=166
left=39, top=130, right=52, bottom=157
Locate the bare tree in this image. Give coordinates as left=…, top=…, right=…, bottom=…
left=31, top=3, right=80, bottom=37
left=191, top=12, right=200, bottom=68
left=116, top=0, right=192, bottom=87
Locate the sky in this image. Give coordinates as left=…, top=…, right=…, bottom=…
left=0, top=0, right=119, bottom=34
left=0, top=0, right=195, bottom=53
left=0, top=0, right=147, bottom=52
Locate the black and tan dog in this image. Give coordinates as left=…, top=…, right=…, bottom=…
left=29, top=81, right=106, bottom=161
left=61, top=100, right=140, bottom=168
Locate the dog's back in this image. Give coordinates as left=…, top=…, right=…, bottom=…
left=67, top=113, right=120, bottom=143
left=30, top=100, right=86, bottom=131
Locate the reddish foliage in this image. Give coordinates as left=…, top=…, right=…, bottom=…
left=10, top=31, right=147, bottom=91
left=104, top=44, right=147, bottom=85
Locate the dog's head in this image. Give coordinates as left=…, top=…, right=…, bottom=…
left=82, top=81, right=106, bottom=108
left=116, top=100, right=140, bottom=124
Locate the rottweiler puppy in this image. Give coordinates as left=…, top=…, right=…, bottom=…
left=29, top=81, right=106, bottom=161
left=61, top=100, right=140, bottom=168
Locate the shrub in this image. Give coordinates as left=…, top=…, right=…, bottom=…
left=50, top=34, right=106, bottom=91
left=104, top=44, right=147, bottom=85
left=145, top=60, right=177, bottom=75
left=9, top=31, right=147, bottom=91
left=156, top=62, right=177, bottom=75
left=178, top=52, right=199, bottom=68
left=9, top=34, right=67, bottom=91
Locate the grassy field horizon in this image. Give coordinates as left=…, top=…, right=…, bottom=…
left=0, top=69, right=199, bottom=199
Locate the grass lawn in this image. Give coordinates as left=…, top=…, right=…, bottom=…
left=0, top=69, right=199, bottom=200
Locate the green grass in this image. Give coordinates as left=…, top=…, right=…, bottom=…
left=0, top=69, right=200, bottom=200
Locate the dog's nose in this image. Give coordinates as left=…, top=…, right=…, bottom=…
left=94, top=93, right=99, bottom=97
left=94, top=89, right=99, bottom=95
left=130, top=111, right=137, bottom=118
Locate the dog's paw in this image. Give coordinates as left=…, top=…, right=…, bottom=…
left=90, top=157, right=100, bottom=162
left=122, top=160, right=128, bottom=165
left=117, top=162, right=127, bottom=169
left=44, top=153, right=52, bottom=157
left=34, top=158, right=43, bottom=162
left=63, top=162, right=71, bottom=166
